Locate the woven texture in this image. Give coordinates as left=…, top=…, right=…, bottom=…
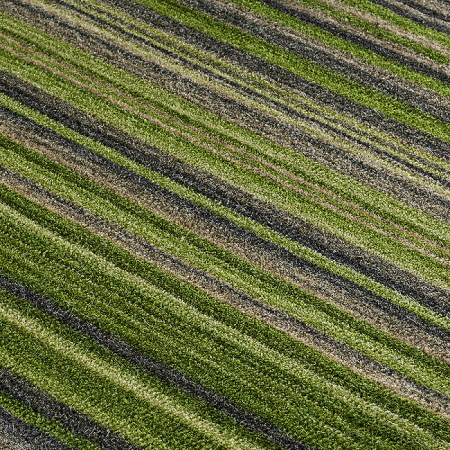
left=0, top=0, right=449, bottom=448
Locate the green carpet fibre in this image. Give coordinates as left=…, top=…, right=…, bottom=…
left=0, top=0, right=449, bottom=448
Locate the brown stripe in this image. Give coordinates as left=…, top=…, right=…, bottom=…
left=1, top=165, right=450, bottom=419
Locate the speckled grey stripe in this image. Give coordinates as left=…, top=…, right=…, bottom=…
left=2, top=105, right=450, bottom=366
left=399, top=0, right=450, bottom=22
left=40, top=0, right=450, bottom=189
left=1, top=78, right=449, bottom=323
left=0, top=277, right=309, bottom=450
left=368, top=0, right=450, bottom=34
left=4, top=0, right=449, bottom=163
left=0, top=406, right=71, bottom=450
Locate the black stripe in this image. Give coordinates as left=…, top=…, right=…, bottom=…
left=179, top=0, right=450, bottom=123
left=259, top=0, right=450, bottom=84
left=0, top=372, right=138, bottom=450
left=369, top=0, right=450, bottom=34
left=5, top=0, right=449, bottom=162
left=0, top=275, right=309, bottom=450
left=0, top=405, right=71, bottom=450
left=1, top=77, right=449, bottom=321
left=50, top=0, right=450, bottom=187
left=399, top=0, right=450, bottom=22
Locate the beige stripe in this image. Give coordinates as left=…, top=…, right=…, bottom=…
left=298, top=0, right=450, bottom=57
left=2, top=119, right=449, bottom=360
left=1, top=176, right=449, bottom=422
left=372, top=0, right=450, bottom=29
left=2, top=29, right=448, bottom=265
left=0, top=303, right=261, bottom=450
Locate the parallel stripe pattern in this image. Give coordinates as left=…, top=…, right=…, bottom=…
left=0, top=0, right=449, bottom=448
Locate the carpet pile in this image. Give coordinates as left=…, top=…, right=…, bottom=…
left=0, top=0, right=449, bottom=449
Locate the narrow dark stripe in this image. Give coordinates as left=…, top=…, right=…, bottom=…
left=399, top=0, right=450, bottom=22
left=259, top=0, right=450, bottom=85
left=369, top=0, right=450, bottom=34
left=0, top=372, right=137, bottom=449
left=4, top=0, right=450, bottom=162
left=58, top=0, right=450, bottom=124
left=0, top=406, right=70, bottom=450
left=0, top=275, right=309, bottom=450
left=0, top=77, right=448, bottom=320
left=49, top=0, right=450, bottom=187
left=177, top=0, right=450, bottom=123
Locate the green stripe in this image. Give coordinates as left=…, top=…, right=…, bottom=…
left=0, top=139, right=448, bottom=394
left=0, top=204, right=447, bottom=449
left=0, top=387, right=100, bottom=450
left=137, top=0, right=450, bottom=142
left=1, top=1, right=449, bottom=448
left=0, top=42, right=448, bottom=288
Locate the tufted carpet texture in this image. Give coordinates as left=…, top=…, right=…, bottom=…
left=0, top=0, right=449, bottom=449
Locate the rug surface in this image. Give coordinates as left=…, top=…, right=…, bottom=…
left=0, top=0, right=449, bottom=449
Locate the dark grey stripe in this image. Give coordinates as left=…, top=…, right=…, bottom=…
left=259, top=0, right=450, bottom=84
left=177, top=0, right=450, bottom=123
left=398, top=0, right=450, bottom=22
left=369, top=0, right=450, bottom=34
left=1, top=77, right=449, bottom=323
left=4, top=0, right=449, bottom=162
left=0, top=406, right=70, bottom=450
left=12, top=0, right=450, bottom=221
left=0, top=373, right=138, bottom=449
left=49, top=0, right=450, bottom=188
left=0, top=275, right=309, bottom=450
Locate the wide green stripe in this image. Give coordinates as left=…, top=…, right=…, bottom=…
left=137, top=0, right=450, bottom=142
left=0, top=389, right=100, bottom=450
left=1, top=138, right=448, bottom=391
left=1, top=45, right=447, bottom=289
left=1, top=94, right=448, bottom=333
left=2, top=14, right=448, bottom=246
left=0, top=215, right=447, bottom=450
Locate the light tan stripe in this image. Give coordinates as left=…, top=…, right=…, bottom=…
left=2, top=28, right=448, bottom=265
left=374, top=0, right=450, bottom=29
left=0, top=303, right=260, bottom=450
left=1, top=122, right=449, bottom=369
left=1, top=169, right=449, bottom=421
left=300, top=0, right=450, bottom=57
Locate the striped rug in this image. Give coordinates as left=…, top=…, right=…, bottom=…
left=0, top=0, right=449, bottom=448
